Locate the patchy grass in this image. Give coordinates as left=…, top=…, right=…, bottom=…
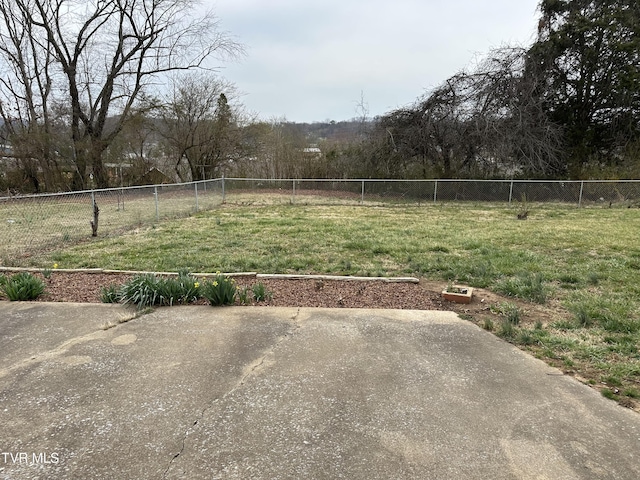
left=38, top=202, right=640, bottom=409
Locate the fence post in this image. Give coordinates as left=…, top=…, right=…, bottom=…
left=361, top=180, right=365, bottom=203
left=195, top=182, right=199, bottom=212
left=433, top=180, right=438, bottom=203
left=154, top=186, right=159, bottom=221
left=221, top=175, right=225, bottom=202
left=509, top=181, right=514, bottom=204
left=292, top=179, right=296, bottom=203
left=578, top=181, right=584, bottom=208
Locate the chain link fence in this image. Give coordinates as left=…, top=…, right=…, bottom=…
left=222, top=178, right=640, bottom=207
left=0, top=179, right=223, bottom=265
left=1, top=177, right=639, bottom=266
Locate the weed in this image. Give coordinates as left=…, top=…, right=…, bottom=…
left=587, top=272, right=600, bottom=286
left=534, top=320, right=543, bottom=330
left=1, top=272, right=45, bottom=301
left=482, top=318, right=494, bottom=331
left=623, top=388, right=640, bottom=399
left=252, top=282, right=272, bottom=302
left=517, top=329, right=536, bottom=345
left=495, top=272, right=548, bottom=304
left=567, top=293, right=638, bottom=333
left=490, top=302, right=521, bottom=325
left=601, top=388, right=617, bottom=400
left=497, top=319, right=516, bottom=339
left=201, top=273, right=236, bottom=306
left=42, top=268, right=53, bottom=279
left=602, top=376, right=623, bottom=387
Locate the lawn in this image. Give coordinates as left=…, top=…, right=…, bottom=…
left=40, top=202, right=640, bottom=407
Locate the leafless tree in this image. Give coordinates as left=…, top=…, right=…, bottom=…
left=369, top=47, right=563, bottom=178
left=0, top=0, right=242, bottom=189
left=157, top=73, right=243, bottom=181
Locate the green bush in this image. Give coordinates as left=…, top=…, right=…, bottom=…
left=201, top=274, right=236, bottom=306
left=2, top=272, right=45, bottom=301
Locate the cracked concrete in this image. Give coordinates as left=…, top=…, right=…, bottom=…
left=1, top=302, right=640, bottom=479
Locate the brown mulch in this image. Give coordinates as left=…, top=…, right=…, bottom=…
left=25, top=272, right=451, bottom=310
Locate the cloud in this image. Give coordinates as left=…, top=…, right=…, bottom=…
left=211, top=0, right=540, bottom=121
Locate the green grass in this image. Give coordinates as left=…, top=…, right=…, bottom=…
left=27, top=202, right=640, bottom=407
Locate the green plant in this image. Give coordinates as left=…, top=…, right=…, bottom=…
left=159, top=273, right=201, bottom=305
left=252, top=282, right=272, bottom=302
left=100, top=284, right=121, bottom=303
left=237, top=286, right=251, bottom=305
left=623, top=388, right=640, bottom=399
left=42, top=268, right=53, bottom=279
left=2, top=272, right=45, bottom=301
left=497, top=319, right=516, bottom=339
left=201, top=273, right=236, bottom=306
left=482, top=318, right=494, bottom=331
left=490, top=302, right=521, bottom=325
left=119, top=274, right=164, bottom=309
left=495, top=272, right=548, bottom=304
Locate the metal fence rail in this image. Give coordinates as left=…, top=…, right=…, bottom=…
left=222, top=178, right=640, bottom=207
left=1, top=177, right=639, bottom=266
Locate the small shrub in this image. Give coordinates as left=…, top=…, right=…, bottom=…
left=252, top=282, right=272, bottom=302
left=101, top=285, right=121, bottom=304
left=201, top=274, right=236, bottom=306
left=2, top=272, right=45, bottom=301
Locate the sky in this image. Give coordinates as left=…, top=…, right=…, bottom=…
left=208, top=0, right=542, bottom=123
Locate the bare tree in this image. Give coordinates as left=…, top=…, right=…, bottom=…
left=157, top=73, right=243, bottom=181
left=369, top=48, right=563, bottom=178
left=0, top=0, right=242, bottom=189
left=0, top=0, right=67, bottom=191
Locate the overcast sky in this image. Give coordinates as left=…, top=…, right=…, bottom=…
left=209, top=0, right=542, bottom=123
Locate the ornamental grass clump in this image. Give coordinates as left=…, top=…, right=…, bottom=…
left=2, top=272, right=45, bottom=301
left=201, top=273, right=236, bottom=306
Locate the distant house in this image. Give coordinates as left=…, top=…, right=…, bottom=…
left=302, top=146, right=322, bottom=158
left=139, top=167, right=173, bottom=185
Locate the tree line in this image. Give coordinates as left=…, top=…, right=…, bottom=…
left=1, top=0, right=639, bottom=193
